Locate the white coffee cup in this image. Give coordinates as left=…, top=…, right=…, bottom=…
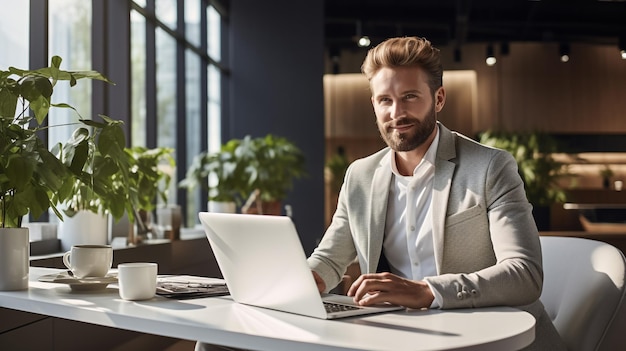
left=62, top=245, right=113, bottom=278
left=118, top=262, right=158, bottom=301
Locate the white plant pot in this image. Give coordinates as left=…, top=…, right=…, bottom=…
left=58, top=210, right=109, bottom=252
left=208, top=201, right=237, bottom=213
left=0, top=227, right=29, bottom=291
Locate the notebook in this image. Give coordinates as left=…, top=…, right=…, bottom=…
left=198, top=212, right=404, bottom=319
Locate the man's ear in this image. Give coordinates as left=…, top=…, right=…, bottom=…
left=435, top=87, right=446, bottom=112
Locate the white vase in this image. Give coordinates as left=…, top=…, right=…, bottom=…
left=58, top=210, right=109, bottom=252
left=208, top=201, right=237, bottom=213
left=0, top=227, right=29, bottom=291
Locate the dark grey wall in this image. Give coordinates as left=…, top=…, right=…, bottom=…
left=229, top=0, right=326, bottom=255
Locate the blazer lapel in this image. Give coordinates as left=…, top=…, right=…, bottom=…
left=432, top=123, right=457, bottom=274
left=367, top=151, right=392, bottom=273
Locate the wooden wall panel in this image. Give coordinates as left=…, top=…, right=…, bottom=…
left=323, top=74, right=377, bottom=138
left=439, top=70, right=478, bottom=137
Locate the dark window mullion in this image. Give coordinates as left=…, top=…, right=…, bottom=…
left=198, top=0, right=209, bottom=210
left=219, top=9, right=229, bottom=141
left=145, top=0, right=157, bottom=148
left=175, top=0, right=189, bottom=216
left=92, top=0, right=107, bottom=123
left=30, top=0, right=49, bottom=222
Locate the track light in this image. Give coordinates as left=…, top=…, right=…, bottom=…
left=620, top=35, right=626, bottom=60
left=559, top=43, right=570, bottom=63
left=485, top=44, right=496, bottom=66
left=357, top=36, right=371, bottom=47
left=354, top=21, right=370, bottom=48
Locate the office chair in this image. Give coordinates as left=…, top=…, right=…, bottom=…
left=540, top=236, right=626, bottom=351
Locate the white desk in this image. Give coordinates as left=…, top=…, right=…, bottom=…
left=0, top=268, right=535, bottom=351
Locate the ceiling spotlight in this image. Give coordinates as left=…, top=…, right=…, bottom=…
left=621, top=50, right=626, bottom=60
left=357, top=36, right=371, bottom=47
left=559, top=43, right=570, bottom=63
left=354, top=21, right=370, bottom=48
left=620, top=35, right=626, bottom=60
left=485, top=44, right=496, bottom=66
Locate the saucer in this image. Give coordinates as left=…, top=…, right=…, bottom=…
left=38, top=272, right=118, bottom=291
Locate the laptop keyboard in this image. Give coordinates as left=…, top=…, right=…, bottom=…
left=324, top=301, right=362, bottom=313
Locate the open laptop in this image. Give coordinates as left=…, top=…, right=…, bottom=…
left=198, top=212, right=404, bottom=319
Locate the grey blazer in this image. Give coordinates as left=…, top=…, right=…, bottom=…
left=308, top=123, right=565, bottom=350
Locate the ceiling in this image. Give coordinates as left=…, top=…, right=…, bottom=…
left=324, top=0, right=626, bottom=52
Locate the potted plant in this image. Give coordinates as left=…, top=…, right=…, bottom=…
left=62, top=124, right=175, bottom=243
left=181, top=134, right=307, bottom=215
left=0, top=56, right=111, bottom=290
left=55, top=118, right=175, bottom=247
left=325, top=146, right=349, bottom=194
left=238, top=134, right=307, bottom=215
left=478, top=130, right=570, bottom=230
left=52, top=116, right=123, bottom=250
left=122, top=146, right=175, bottom=244
left=600, top=165, right=614, bottom=189
left=179, top=142, right=249, bottom=213
left=324, top=147, right=350, bottom=225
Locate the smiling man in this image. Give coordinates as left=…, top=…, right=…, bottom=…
left=308, top=36, right=565, bottom=350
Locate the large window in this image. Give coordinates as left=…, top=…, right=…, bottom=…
left=185, top=50, right=202, bottom=220
left=47, top=0, right=92, bottom=150
left=131, top=0, right=226, bottom=225
left=0, top=0, right=29, bottom=122
left=0, top=0, right=228, bottom=228
left=0, top=0, right=29, bottom=69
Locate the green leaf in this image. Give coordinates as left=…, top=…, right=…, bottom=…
left=30, top=187, right=52, bottom=219
left=50, top=102, right=81, bottom=119
left=70, top=70, right=113, bottom=84
left=6, top=155, right=33, bottom=189
left=28, top=94, right=51, bottom=124
left=57, top=177, right=75, bottom=203
left=51, top=56, right=62, bottom=69
left=37, top=150, right=69, bottom=193
left=0, top=86, right=18, bottom=118
left=69, top=137, right=90, bottom=174
left=98, top=122, right=127, bottom=155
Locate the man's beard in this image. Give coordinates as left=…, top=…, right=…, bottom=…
left=377, top=103, right=437, bottom=152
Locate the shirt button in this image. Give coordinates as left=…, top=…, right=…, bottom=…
left=410, top=226, right=415, bottom=231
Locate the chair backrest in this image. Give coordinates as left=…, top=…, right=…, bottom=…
left=540, top=236, right=626, bottom=351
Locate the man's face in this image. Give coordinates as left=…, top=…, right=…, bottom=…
left=370, top=66, right=444, bottom=152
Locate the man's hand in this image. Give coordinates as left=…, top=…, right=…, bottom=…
left=312, top=271, right=326, bottom=293
left=347, top=272, right=434, bottom=309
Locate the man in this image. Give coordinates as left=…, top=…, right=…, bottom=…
left=307, top=36, right=565, bottom=350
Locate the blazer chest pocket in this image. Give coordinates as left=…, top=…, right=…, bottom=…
left=442, top=204, right=494, bottom=273
left=445, top=204, right=485, bottom=227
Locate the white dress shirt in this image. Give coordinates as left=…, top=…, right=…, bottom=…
left=383, top=126, right=442, bottom=306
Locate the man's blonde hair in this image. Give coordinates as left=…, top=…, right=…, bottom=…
left=361, top=36, right=443, bottom=93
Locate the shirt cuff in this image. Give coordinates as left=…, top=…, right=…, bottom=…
left=424, top=279, right=442, bottom=309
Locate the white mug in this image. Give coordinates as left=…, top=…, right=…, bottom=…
left=118, top=262, right=158, bottom=301
left=62, top=245, right=113, bottom=278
